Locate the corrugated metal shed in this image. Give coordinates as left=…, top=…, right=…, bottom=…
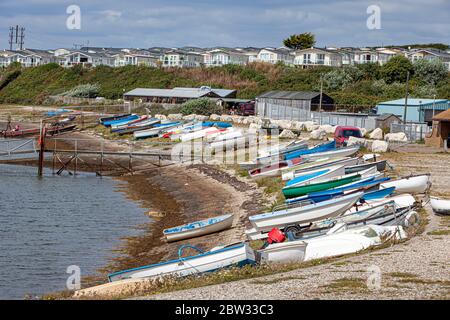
left=257, top=91, right=321, bottom=100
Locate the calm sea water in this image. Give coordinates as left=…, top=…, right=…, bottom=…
left=0, top=164, right=148, bottom=299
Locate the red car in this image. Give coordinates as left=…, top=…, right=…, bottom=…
left=334, top=126, right=363, bottom=146
left=236, top=102, right=255, bottom=116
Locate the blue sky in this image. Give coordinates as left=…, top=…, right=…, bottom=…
left=0, top=0, right=449, bottom=50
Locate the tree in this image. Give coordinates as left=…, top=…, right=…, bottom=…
left=413, top=59, right=448, bottom=86
left=323, top=66, right=364, bottom=90
left=380, top=56, right=414, bottom=84
left=283, top=32, right=316, bottom=50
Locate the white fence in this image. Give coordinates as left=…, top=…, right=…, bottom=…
left=390, top=123, right=430, bottom=141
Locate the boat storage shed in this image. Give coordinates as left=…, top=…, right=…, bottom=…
left=124, top=86, right=237, bottom=104
left=376, top=98, right=449, bottom=123
left=256, top=91, right=334, bottom=120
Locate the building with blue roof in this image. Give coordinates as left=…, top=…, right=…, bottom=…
left=376, top=98, right=450, bottom=123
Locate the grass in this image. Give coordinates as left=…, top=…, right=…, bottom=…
left=427, top=230, right=450, bottom=236
left=320, top=277, right=368, bottom=293
left=387, top=272, right=418, bottom=279
left=250, top=275, right=305, bottom=285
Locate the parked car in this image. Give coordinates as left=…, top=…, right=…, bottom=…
left=334, top=126, right=363, bottom=146
left=236, top=102, right=255, bottom=116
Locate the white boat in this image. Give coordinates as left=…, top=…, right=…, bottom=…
left=282, top=157, right=359, bottom=181
left=285, top=164, right=347, bottom=188
left=256, top=140, right=308, bottom=163
left=345, top=194, right=416, bottom=215
left=430, top=197, right=450, bottom=215
left=108, top=242, right=255, bottom=282
left=209, top=131, right=244, bottom=149
left=163, top=214, right=234, bottom=242
left=303, top=146, right=360, bottom=161
left=259, top=224, right=407, bottom=263
left=134, top=122, right=180, bottom=139
left=180, top=127, right=233, bottom=142
left=246, top=191, right=363, bottom=238
left=380, top=174, right=431, bottom=194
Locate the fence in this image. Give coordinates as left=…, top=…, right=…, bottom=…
left=310, top=112, right=377, bottom=131
left=390, top=123, right=431, bottom=141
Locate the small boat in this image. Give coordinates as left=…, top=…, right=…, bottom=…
left=380, top=174, right=431, bottom=194
left=430, top=197, right=450, bottom=215
left=282, top=173, right=362, bottom=199
left=246, top=191, right=363, bottom=238
left=108, top=242, right=256, bottom=282
left=256, top=140, right=308, bottom=163
left=286, top=165, right=347, bottom=188
left=102, top=114, right=139, bottom=127
left=345, top=160, right=387, bottom=174
left=46, top=108, right=70, bottom=117
left=134, top=122, right=180, bottom=139
left=303, top=146, right=360, bottom=161
left=99, top=113, right=131, bottom=124
left=210, top=131, right=245, bottom=150
left=114, top=119, right=161, bottom=135
left=202, top=121, right=233, bottom=128
left=163, top=214, right=234, bottom=242
left=282, top=157, right=359, bottom=181
left=249, top=158, right=305, bottom=179
left=180, top=127, right=229, bottom=142
left=346, top=194, right=416, bottom=214
left=46, top=124, right=77, bottom=136
left=2, top=127, right=40, bottom=138
left=284, top=141, right=336, bottom=160
left=110, top=115, right=150, bottom=131
left=259, top=225, right=406, bottom=263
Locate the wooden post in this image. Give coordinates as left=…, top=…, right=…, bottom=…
left=74, top=140, right=78, bottom=176
left=38, top=120, right=45, bottom=177
left=403, top=71, right=410, bottom=123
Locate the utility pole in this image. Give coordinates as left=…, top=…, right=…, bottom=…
left=319, top=74, right=323, bottom=112
left=18, top=27, right=25, bottom=50
left=403, top=71, right=410, bottom=123
left=8, top=27, right=14, bottom=50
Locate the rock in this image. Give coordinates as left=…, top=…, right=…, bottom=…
left=347, top=136, right=367, bottom=147
left=194, top=115, right=209, bottom=121
left=167, top=113, right=183, bottom=120
left=209, top=114, right=221, bottom=121
left=279, top=129, right=297, bottom=139
left=183, top=114, right=197, bottom=121
left=371, top=140, right=389, bottom=153
left=369, top=128, right=383, bottom=140
left=249, top=123, right=261, bottom=130
left=303, top=121, right=318, bottom=132
left=220, top=115, right=233, bottom=122
left=359, top=128, right=367, bottom=137
left=310, top=129, right=327, bottom=140
left=154, top=114, right=167, bottom=120
left=319, top=124, right=335, bottom=135
left=292, top=121, right=305, bottom=131
left=385, top=132, right=408, bottom=142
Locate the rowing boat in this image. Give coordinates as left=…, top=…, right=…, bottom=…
left=163, top=214, right=234, bottom=242
left=380, top=174, right=431, bottom=194
left=133, top=122, right=180, bottom=139
left=302, top=146, right=360, bottom=161
left=102, top=114, right=139, bottom=127
left=284, top=141, right=336, bottom=160
left=282, top=157, right=359, bottom=181
left=344, top=160, right=387, bottom=174
left=282, top=173, right=362, bottom=199
left=108, top=242, right=256, bottom=282
left=246, top=191, right=363, bottom=236
left=285, top=165, right=347, bottom=188
left=99, top=113, right=131, bottom=124
left=430, top=197, right=450, bottom=215
left=249, top=158, right=305, bottom=179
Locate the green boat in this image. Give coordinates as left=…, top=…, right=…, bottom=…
left=282, top=173, right=362, bottom=199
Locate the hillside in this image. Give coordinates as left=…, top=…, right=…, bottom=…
left=0, top=62, right=449, bottom=109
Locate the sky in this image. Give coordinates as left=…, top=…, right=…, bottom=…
left=0, top=0, right=449, bottom=50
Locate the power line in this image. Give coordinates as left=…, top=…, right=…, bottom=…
left=7, top=25, right=26, bottom=50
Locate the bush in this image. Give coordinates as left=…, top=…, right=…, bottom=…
left=180, top=98, right=223, bottom=115
left=60, top=83, right=100, bottom=98
left=324, top=66, right=363, bottom=90
left=413, top=59, right=448, bottom=86
left=380, top=56, right=414, bottom=84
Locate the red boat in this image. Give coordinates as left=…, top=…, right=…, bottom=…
left=2, top=124, right=76, bottom=138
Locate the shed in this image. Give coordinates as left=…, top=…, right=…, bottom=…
left=123, top=86, right=237, bottom=104
left=376, top=98, right=449, bottom=124
left=256, top=90, right=334, bottom=120
left=375, top=113, right=402, bottom=131
left=425, top=109, right=450, bottom=149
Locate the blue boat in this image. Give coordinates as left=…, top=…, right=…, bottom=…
left=47, top=108, right=70, bottom=117
left=361, top=187, right=395, bottom=201
left=284, top=141, right=336, bottom=160
left=285, top=169, right=330, bottom=187
left=102, top=114, right=139, bottom=127
left=202, top=121, right=233, bottom=128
